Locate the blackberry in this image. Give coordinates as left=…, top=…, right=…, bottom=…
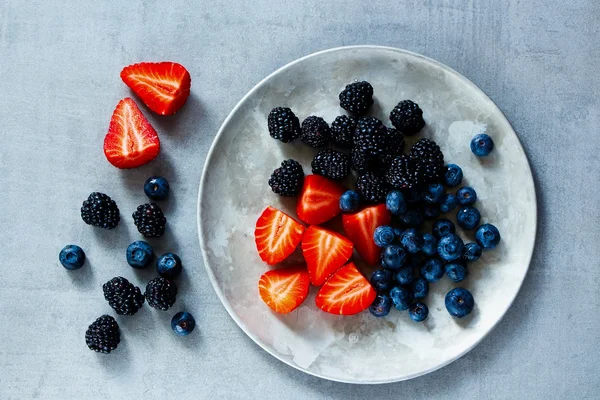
left=339, top=81, right=374, bottom=115
left=132, top=203, right=166, bottom=238
left=356, top=172, right=388, bottom=204
left=267, top=107, right=300, bottom=143
left=268, top=159, right=304, bottom=196
left=145, top=277, right=177, bottom=311
left=353, top=117, right=387, bottom=157
left=81, top=192, right=120, bottom=229
left=350, top=147, right=372, bottom=174
left=301, top=116, right=330, bottom=147
left=330, top=115, right=357, bottom=147
left=85, top=315, right=120, bottom=354
left=384, top=128, right=405, bottom=157
left=386, top=155, right=420, bottom=189
left=102, top=277, right=145, bottom=315
left=311, top=149, right=350, bottom=180
left=389, top=100, right=425, bottom=135
left=410, top=138, right=444, bottom=184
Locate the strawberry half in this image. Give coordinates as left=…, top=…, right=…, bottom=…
left=103, top=98, right=160, bottom=169
left=254, top=206, right=305, bottom=265
left=258, top=266, right=310, bottom=314
left=302, top=226, right=353, bottom=286
left=296, top=175, right=346, bottom=225
left=120, top=62, right=191, bottom=115
left=316, top=262, right=376, bottom=315
left=342, top=204, right=391, bottom=265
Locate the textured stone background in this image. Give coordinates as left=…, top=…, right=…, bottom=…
left=0, top=1, right=598, bottom=399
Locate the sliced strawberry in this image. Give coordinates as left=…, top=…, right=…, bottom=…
left=254, top=206, right=305, bottom=265
left=258, top=266, right=310, bottom=314
left=316, top=262, right=376, bottom=315
left=296, top=175, right=346, bottom=225
left=301, top=226, right=353, bottom=286
left=121, top=62, right=191, bottom=115
left=342, top=204, right=391, bottom=265
left=103, top=98, right=160, bottom=169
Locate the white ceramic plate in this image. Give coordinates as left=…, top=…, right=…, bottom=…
left=197, top=46, right=536, bottom=384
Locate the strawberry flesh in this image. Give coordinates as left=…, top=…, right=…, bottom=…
left=342, top=204, right=391, bottom=265
left=254, top=206, right=305, bottom=265
left=315, top=262, right=376, bottom=315
left=301, top=226, right=353, bottom=286
left=296, top=175, right=346, bottom=225
left=258, top=266, right=310, bottom=314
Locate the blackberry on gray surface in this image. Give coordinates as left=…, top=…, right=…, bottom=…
left=386, top=155, right=420, bottom=189
left=353, top=117, right=387, bottom=157
left=384, top=128, right=405, bottom=157
left=268, top=159, right=304, bottom=197
left=145, top=277, right=177, bottom=311
left=267, top=107, right=300, bottom=143
left=85, top=315, right=120, bottom=354
left=389, top=100, right=425, bottom=135
left=301, top=116, right=330, bottom=147
left=81, top=192, right=120, bottom=229
left=311, top=149, right=350, bottom=181
left=410, top=138, right=444, bottom=184
left=102, top=277, right=145, bottom=316
left=132, top=203, right=166, bottom=238
left=350, top=147, right=373, bottom=174
left=356, top=172, right=388, bottom=204
left=339, top=81, right=374, bottom=115
left=330, top=115, right=357, bottom=147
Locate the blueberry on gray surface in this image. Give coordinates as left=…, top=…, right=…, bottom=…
left=395, top=266, right=414, bottom=285
left=420, top=258, right=445, bottom=283
left=102, top=276, right=145, bottom=316
left=311, top=149, right=349, bottom=180
left=157, top=253, right=183, bottom=279
left=59, top=244, right=86, bottom=270
left=144, top=176, right=170, bottom=200
left=386, top=155, right=419, bottom=189
left=171, top=312, right=196, bottom=336
left=370, top=269, right=394, bottom=292
left=456, top=186, right=477, bottom=206
left=444, top=164, right=463, bottom=187
left=408, top=302, right=429, bottom=322
left=412, top=277, right=429, bottom=299
left=386, top=190, right=407, bottom=215
left=432, top=219, right=456, bottom=239
left=268, top=159, right=304, bottom=197
left=267, top=107, right=300, bottom=143
left=85, top=315, right=120, bottom=354
left=421, top=233, right=438, bottom=257
left=145, top=277, right=177, bottom=311
left=437, top=233, right=465, bottom=261
left=369, top=294, right=392, bottom=317
left=445, top=261, right=468, bottom=282
left=338, top=81, right=374, bottom=115
left=456, top=206, right=481, bottom=230
left=410, top=138, right=445, bottom=184
left=353, top=116, right=387, bottom=157
left=400, top=228, right=424, bottom=254
left=470, top=133, right=494, bottom=156
left=330, top=115, right=358, bottom=147
left=132, top=203, right=166, bottom=238
left=423, top=204, right=441, bottom=220
left=339, top=190, right=361, bottom=213
left=126, top=241, right=154, bottom=269
left=381, top=244, right=407, bottom=271
left=80, top=192, right=120, bottom=229
left=445, top=287, right=475, bottom=318
left=356, top=172, right=388, bottom=203
left=389, top=100, right=425, bottom=135
left=463, top=242, right=483, bottom=262
left=475, top=223, right=501, bottom=249
left=422, top=183, right=444, bottom=204
left=373, top=225, right=395, bottom=247
left=300, top=116, right=330, bottom=147
left=398, top=208, right=424, bottom=229
left=440, top=193, right=458, bottom=213
left=389, top=286, right=414, bottom=311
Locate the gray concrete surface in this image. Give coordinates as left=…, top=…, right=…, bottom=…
left=0, top=1, right=599, bottom=399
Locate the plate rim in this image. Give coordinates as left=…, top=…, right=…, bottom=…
left=197, top=45, right=538, bottom=384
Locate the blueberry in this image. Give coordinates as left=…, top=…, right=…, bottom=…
left=456, top=206, right=481, bottom=230
left=432, top=219, right=455, bottom=239
left=369, top=294, right=392, bottom=317
left=393, top=228, right=403, bottom=239
left=386, top=190, right=407, bottom=215
left=400, top=228, right=423, bottom=254
left=475, top=223, right=501, bottom=249
left=444, top=164, right=463, bottom=187
left=59, top=245, right=86, bottom=270
left=445, top=288, right=474, bottom=318
left=395, top=266, right=414, bottom=285
left=421, top=233, right=438, bottom=257
left=171, top=312, right=196, bottom=336
left=404, top=188, right=421, bottom=204
left=440, top=193, right=458, bottom=213
left=470, top=133, right=494, bottom=157
left=144, top=176, right=170, bottom=200
left=373, top=225, right=395, bottom=247
left=445, top=262, right=468, bottom=282
left=156, top=253, right=183, bottom=278
left=398, top=209, right=424, bottom=228
left=422, top=184, right=444, bottom=204
left=389, top=286, right=413, bottom=311
left=381, top=245, right=407, bottom=271
left=456, top=186, right=477, bottom=206
left=412, top=277, right=429, bottom=299
left=408, top=253, right=423, bottom=269
left=408, top=302, right=429, bottom=322
left=126, top=241, right=155, bottom=269
left=423, top=205, right=441, bottom=220
left=420, top=258, right=444, bottom=283
left=340, top=190, right=361, bottom=213
left=463, top=242, right=483, bottom=261
left=370, top=269, right=394, bottom=292
left=437, top=233, right=464, bottom=261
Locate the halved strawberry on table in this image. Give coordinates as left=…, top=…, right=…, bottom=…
left=121, top=62, right=191, bottom=116
left=258, top=266, right=310, bottom=314
left=296, top=175, right=346, bottom=225
left=342, top=204, right=391, bottom=265
left=254, top=206, right=305, bottom=265
left=103, top=98, right=160, bottom=169
left=301, top=226, right=353, bottom=286
left=316, top=262, right=376, bottom=315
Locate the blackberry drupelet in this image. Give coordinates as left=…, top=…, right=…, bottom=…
left=85, top=315, right=120, bottom=354
left=410, top=138, right=445, bottom=184
left=338, top=81, right=374, bottom=114
left=356, top=172, right=388, bottom=203
left=81, top=192, right=120, bottom=229
left=145, top=277, right=177, bottom=310
left=389, top=100, right=425, bottom=135
left=103, top=277, right=145, bottom=315
left=267, top=107, right=300, bottom=143
left=330, top=115, right=357, bottom=147
left=268, top=159, right=304, bottom=196
left=353, top=117, right=387, bottom=157
left=311, top=149, right=349, bottom=180
left=385, top=155, right=420, bottom=189
left=301, top=116, right=330, bottom=147
left=132, top=203, right=167, bottom=238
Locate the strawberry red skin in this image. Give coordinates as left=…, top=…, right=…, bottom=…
left=296, top=175, right=346, bottom=225
left=121, top=62, right=191, bottom=116
left=301, top=226, right=353, bottom=286
left=258, top=266, right=310, bottom=314
left=315, top=262, right=376, bottom=315
left=342, top=204, right=391, bottom=266
left=254, top=206, right=305, bottom=265
left=103, top=98, right=160, bottom=169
